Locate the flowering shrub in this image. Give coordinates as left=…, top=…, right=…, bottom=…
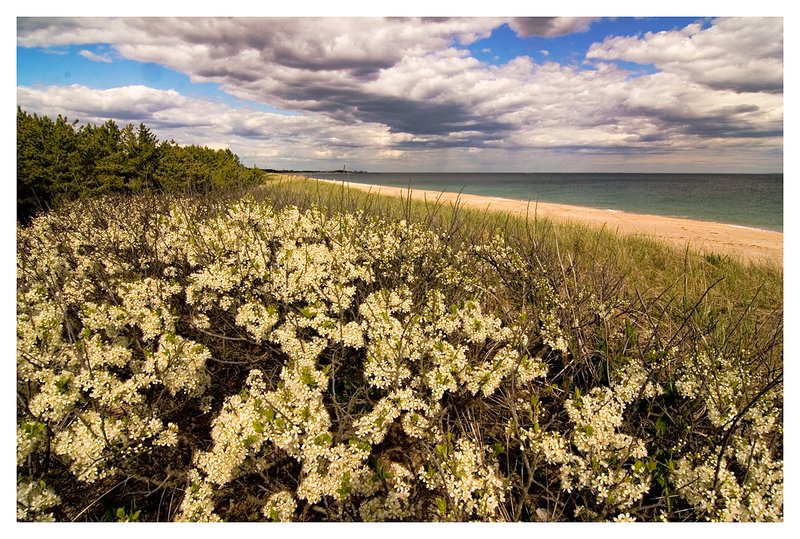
left=16, top=192, right=782, bottom=521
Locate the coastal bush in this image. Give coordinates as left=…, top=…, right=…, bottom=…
left=17, top=190, right=782, bottom=522
left=16, top=108, right=264, bottom=224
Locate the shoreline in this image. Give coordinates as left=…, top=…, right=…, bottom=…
left=307, top=177, right=783, bottom=266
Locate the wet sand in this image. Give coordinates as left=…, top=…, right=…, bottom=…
left=309, top=178, right=783, bottom=266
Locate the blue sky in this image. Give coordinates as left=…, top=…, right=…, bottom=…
left=17, top=45, right=288, bottom=114
left=16, top=14, right=783, bottom=172
left=466, top=18, right=708, bottom=70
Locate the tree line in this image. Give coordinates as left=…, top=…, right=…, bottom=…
left=17, top=108, right=265, bottom=223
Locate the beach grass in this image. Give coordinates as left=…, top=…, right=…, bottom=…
left=253, top=174, right=782, bottom=317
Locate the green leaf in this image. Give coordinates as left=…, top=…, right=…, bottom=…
left=435, top=497, right=448, bottom=514
left=314, top=433, right=332, bottom=446
left=56, top=375, right=71, bottom=394
left=435, top=442, right=450, bottom=458
left=655, top=416, right=669, bottom=436
left=337, top=471, right=352, bottom=499
left=300, top=367, right=317, bottom=388
left=243, top=434, right=258, bottom=448
left=348, top=438, right=372, bottom=453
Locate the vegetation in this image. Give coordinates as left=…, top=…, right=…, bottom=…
left=16, top=111, right=782, bottom=522
left=16, top=108, right=263, bottom=223
left=17, top=171, right=782, bottom=522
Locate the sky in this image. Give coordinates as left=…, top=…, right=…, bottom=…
left=14, top=9, right=785, bottom=173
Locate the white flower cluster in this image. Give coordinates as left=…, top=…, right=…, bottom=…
left=76, top=335, right=155, bottom=409
left=262, top=491, right=297, bottom=521
left=16, top=289, right=67, bottom=381
left=672, top=351, right=783, bottom=520
left=354, top=388, right=441, bottom=444
left=17, top=479, right=61, bottom=522
left=27, top=369, right=81, bottom=424
left=118, top=277, right=181, bottom=340
left=676, top=351, right=747, bottom=427
left=358, top=461, right=416, bottom=521
left=181, top=199, right=378, bottom=324
left=358, top=286, right=542, bottom=400
left=176, top=469, right=222, bottom=522
left=16, top=195, right=545, bottom=521
left=531, top=278, right=569, bottom=353
left=472, top=235, right=527, bottom=277
left=296, top=442, right=373, bottom=504
left=671, top=398, right=783, bottom=521
left=17, top=420, right=46, bottom=466
left=192, top=359, right=374, bottom=506
left=419, top=437, right=507, bottom=520
left=144, top=333, right=212, bottom=397
left=524, top=359, right=658, bottom=516
left=359, top=287, right=418, bottom=389
left=235, top=300, right=279, bottom=341
left=53, top=410, right=175, bottom=483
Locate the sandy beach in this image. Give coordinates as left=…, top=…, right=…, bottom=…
left=310, top=178, right=783, bottom=266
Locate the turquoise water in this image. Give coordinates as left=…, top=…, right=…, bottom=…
left=310, top=172, right=783, bottom=232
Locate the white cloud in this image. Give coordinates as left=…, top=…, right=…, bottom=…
left=17, top=84, right=189, bottom=123
left=79, top=49, right=112, bottom=63
left=586, top=17, right=783, bottom=93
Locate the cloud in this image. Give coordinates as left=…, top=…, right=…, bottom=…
left=586, top=17, right=783, bottom=93
left=508, top=17, right=598, bottom=37
left=623, top=71, right=782, bottom=139
left=16, top=84, right=417, bottom=168
left=17, top=84, right=192, bottom=124
left=18, top=17, right=499, bottom=69
left=17, top=18, right=510, bottom=138
left=79, top=49, right=112, bottom=63
left=16, top=17, right=783, bottom=172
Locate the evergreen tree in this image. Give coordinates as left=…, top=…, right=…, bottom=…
left=17, top=108, right=78, bottom=222
left=17, top=108, right=265, bottom=222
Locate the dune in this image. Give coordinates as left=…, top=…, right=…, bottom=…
left=310, top=178, right=783, bottom=266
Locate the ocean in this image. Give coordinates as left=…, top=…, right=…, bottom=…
left=309, top=172, right=783, bottom=232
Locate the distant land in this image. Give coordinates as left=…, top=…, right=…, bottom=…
left=261, top=168, right=369, bottom=174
